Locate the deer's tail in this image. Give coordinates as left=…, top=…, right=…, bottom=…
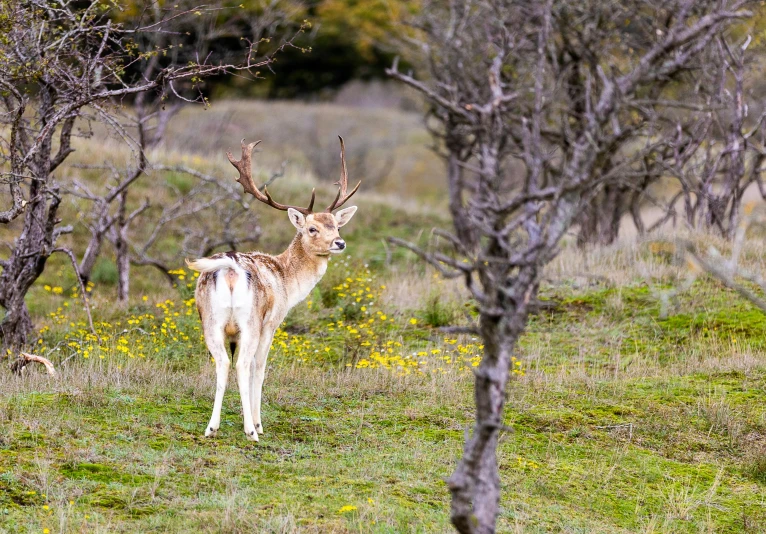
left=185, top=256, right=238, bottom=273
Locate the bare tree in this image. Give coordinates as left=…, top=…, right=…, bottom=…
left=0, top=0, right=303, bottom=349
left=540, top=3, right=763, bottom=246
left=668, top=36, right=766, bottom=237
left=388, top=1, right=750, bottom=532
left=70, top=128, right=149, bottom=286
left=69, top=162, right=153, bottom=302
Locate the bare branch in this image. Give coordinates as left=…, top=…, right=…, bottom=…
left=53, top=248, right=98, bottom=341
left=387, top=237, right=473, bottom=278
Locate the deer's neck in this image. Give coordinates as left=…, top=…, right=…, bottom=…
left=277, top=234, right=328, bottom=309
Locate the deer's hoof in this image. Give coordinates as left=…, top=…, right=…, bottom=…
left=245, top=429, right=259, bottom=442
left=204, top=426, right=218, bottom=437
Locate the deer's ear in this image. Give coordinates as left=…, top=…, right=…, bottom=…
left=288, top=208, right=306, bottom=229
left=334, top=206, right=357, bottom=228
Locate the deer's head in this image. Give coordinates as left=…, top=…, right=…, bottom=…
left=286, top=207, right=357, bottom=256
left=227, top=136, right=359, bottom=257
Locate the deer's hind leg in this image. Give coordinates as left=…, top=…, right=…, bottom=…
left=250, top=321, right=277, bottom=435
left=235, top=324, right=260, bottom=441
left=203, top=325, right=230, bottom=437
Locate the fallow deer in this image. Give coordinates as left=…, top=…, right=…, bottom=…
left=186, top=137, right=360, bottom=441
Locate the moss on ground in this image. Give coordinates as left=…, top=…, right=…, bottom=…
left=2, top=273, right=766, bottom=533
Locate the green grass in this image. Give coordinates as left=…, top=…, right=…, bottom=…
left=3, top=262, right=766, bottom=532
left=1, top=368, right=465, bottom=533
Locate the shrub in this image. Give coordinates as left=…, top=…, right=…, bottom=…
left=421, top=292, right=455, bottom=328
left=92, top=259, right=118, bottom=286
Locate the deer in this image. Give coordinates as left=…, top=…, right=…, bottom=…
left=186, top=137, right=360, bottom=441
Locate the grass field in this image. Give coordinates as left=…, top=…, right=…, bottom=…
left=2, top=102, right=766, bottom=533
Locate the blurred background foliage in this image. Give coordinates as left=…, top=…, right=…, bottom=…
left=113, top=0, right=417, bottom=99
left=110, top=0, right=766, bottom=102
left=264, top=0, right=414, bottom=99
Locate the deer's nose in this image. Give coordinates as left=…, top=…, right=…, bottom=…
left=334, top=239, right=346, bottom=250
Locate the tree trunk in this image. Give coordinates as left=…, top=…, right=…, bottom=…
left=448, top=306, right=527, bottom=533
left=116, top=240, right=130, bottom=304
left=0, top=87, right=66, bottom=352
left=0, top=186, right=60, bottom=351
left=576, top=185, right=623, bottom=247
left=468, top=313, right=507, bottom=531
left=0, top=298, right=33, bottom=350
left=79, top=229, right=105, bottom=285
left=114, top=191, right=130, bottom=304
left=446, top=176, right=538, bottom=534
left=445, top=140, right=478, bottom=249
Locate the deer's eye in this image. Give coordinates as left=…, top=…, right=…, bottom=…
left=308, top=227, right=318, bottom=235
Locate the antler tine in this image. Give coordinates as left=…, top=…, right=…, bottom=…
left=337, top=135, right=348, bottom=197
left=326, top=136, right=362, bottom=212
left=227, top=138, right=264, bottom=198
left=227, top=139, right=313, bottom=214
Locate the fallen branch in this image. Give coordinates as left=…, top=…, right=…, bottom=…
left=11, top=352, right=57, bottom=377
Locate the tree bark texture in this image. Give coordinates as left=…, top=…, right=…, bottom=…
left=0, top=88, right=64, bottom=350
left=115, top=191, right=130, bottom=304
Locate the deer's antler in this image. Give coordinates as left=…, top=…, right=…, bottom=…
left=326, top=136, right=362, bottom=212
left=227, top=137, right=359, bottom=215
left=227, top=139, right=315, bottom=215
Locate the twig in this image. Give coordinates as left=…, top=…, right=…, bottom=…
left=381, top=238, right=392, bottom=266
left=387, top=236, right=473, bottom=278
left=439, top=325, right=480, bottom=335
left=685, top=244, right=766, bottom=313
left=53, top=247, right=99, bottom=340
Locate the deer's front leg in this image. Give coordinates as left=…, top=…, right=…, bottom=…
left=236, top=326, right=260, bottom=441
left=251, top=325, right=276, bottom=435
